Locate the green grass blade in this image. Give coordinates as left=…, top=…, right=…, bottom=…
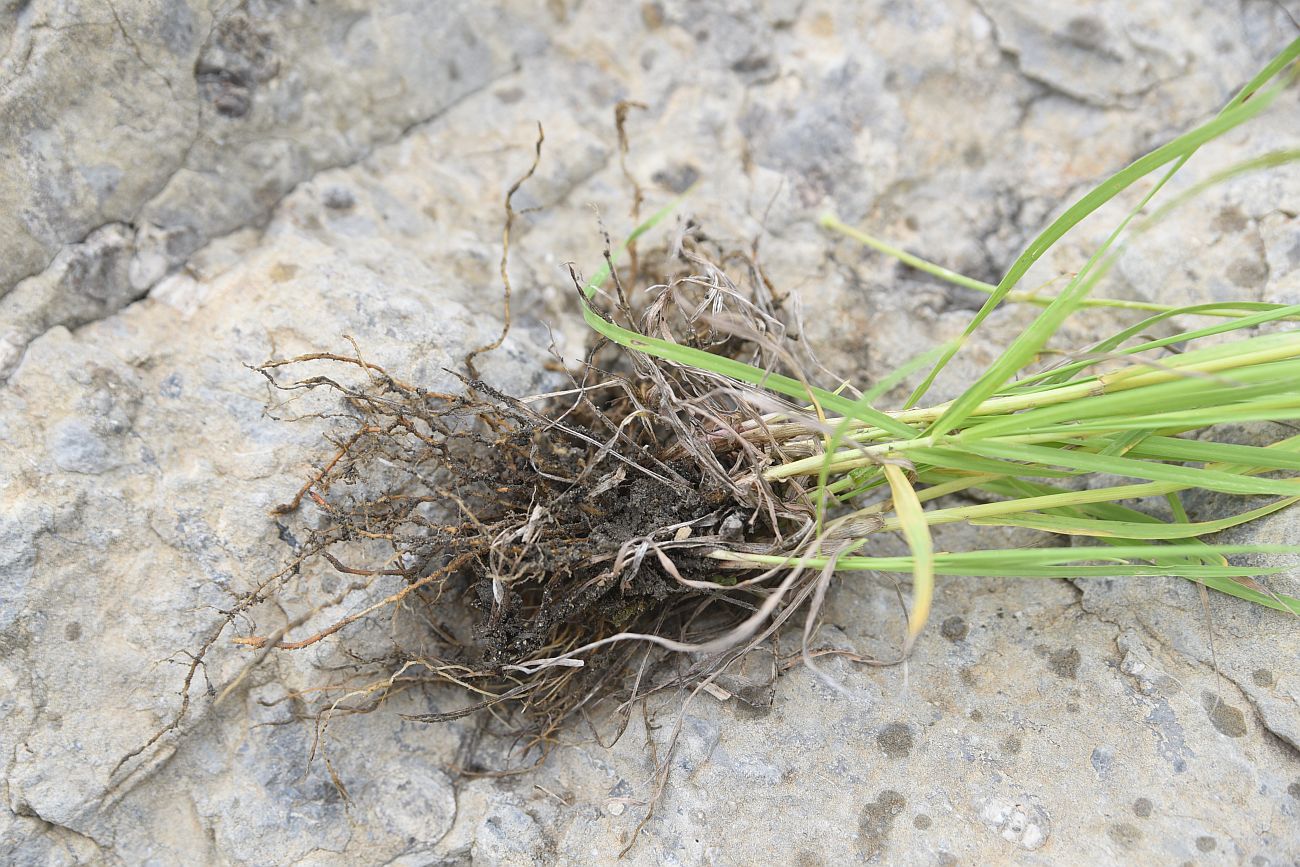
left=963, top=440, right=1300, bottom=496
left=1010, top=303, right=1300, bottom=391
left=971, top=497, right=1299, bottom=539
left=903, top=447, right=1079, bottom=478
left=712, top=545, right=1300, bottom=615
left=819, top=214, right=1001, bottom=294
left=716, top=542, right=1300, bottom=565
left=1125, top=436, right=1300, bottom=470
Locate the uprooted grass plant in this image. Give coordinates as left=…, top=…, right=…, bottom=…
left=119, top=38, right=1300, bottom=831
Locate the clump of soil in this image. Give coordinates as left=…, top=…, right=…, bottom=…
left=233, top=224, right=833, bottom=746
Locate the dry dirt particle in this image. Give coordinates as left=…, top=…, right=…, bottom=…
left=859, top=790, right=906, bottom=860
left=1201, top=693, right=1249, bottom=738
left=876, top=723, right=914, bottom=759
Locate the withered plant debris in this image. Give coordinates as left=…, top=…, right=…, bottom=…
left=226, top=225, right=879, bottom=761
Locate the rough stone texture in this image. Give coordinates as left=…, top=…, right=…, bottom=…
left=0, top=168, right=551, bottom=864
left=0, top=0, right=543, bottom=378
left=3, top=1, right=1299, bottom=864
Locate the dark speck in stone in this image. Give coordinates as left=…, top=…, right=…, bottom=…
left=1202, top=692, right=1248, bottom=738
left=1048, top=647, right=1081, bottom=679
left=323, top=187, right=355, bottom=210
left=877, top=723, right=914, bottom=759
left=651, top=163, right=700, bottom=194
left=940, top=616, right=968, bottom=642
left=1107, top=822, right=1142, bottom=849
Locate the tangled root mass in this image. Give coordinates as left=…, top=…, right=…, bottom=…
left=234, top=225, right=853, bottom=750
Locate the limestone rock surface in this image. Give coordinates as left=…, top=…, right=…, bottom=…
left=2, top=1, right=1299, bottom=864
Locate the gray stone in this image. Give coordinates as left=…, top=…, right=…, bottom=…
left=3, top=0, right=1300, bottom=864
left=46, top=418, right=119, bottom=474
left=978, top=0, right=1187, bottom=107
left=473, top=795, right=550, bottom=867
left=0, top=0, right=546, bottom=379
left=0, top=505, right=48, bottom=634
left=0, top=116, right=550, bottom=862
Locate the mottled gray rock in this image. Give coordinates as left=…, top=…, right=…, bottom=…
left=0, top=0, right=545, bottom=378
left=977, top=0, right=1188, bottom=107
left=0, top=129, right=551, bottom=862
left=473, top=795, right=550, bottom=867
left=3, top=0, right=1300, bottom=864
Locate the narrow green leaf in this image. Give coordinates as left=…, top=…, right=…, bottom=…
left=964, top=440, right=1300, bottom=496
left=971, top=497, right=1299, bottom=539
left=1126, top=436, right=1300, bottom=470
